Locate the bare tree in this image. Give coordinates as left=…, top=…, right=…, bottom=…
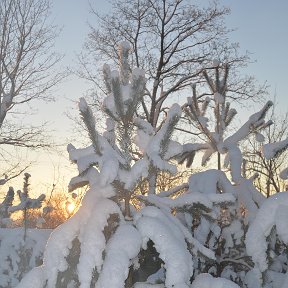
left=78, top=0, right=267, bottom=129
left=0, top=0, right=63, bottom=181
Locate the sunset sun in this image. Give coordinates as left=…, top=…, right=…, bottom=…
left=66, top=202, right=75, bottom=215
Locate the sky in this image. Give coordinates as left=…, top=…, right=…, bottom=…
left=221, top=0, right=287, bottom=110
left=1, top=0, right=287, bottom=197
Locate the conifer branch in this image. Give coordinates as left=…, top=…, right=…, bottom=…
left=79, top=98, right=102, bottom=156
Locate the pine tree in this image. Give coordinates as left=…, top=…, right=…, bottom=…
left=172, top=61, right=274, bottom=286
left=17, top=42, right=207, bottom=288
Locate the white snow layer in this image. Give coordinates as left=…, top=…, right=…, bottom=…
left=15, top=267, right=46, bottom=288
left=224, top=101, right=273, bottom=148
left=191, top=273, right=240, bottom=288
left=78, top=198, right=123, bottom=288
left=17, top=184, right=123, bottom=288
left=95, top=224, right=142, bottom=288
left=233, top=178, right=265, bottom=223
left=0, top=228, right=51, bottom=287
left=280, top=167, right=288, bottom=180
left=262, top=138, right=288, bottom=160
left=246, top=192, right=288, bottom=272
left=134, top=206, right=193, bottom=288
left=262, top=138, right=288, bottom=180
left=188, top=169, right=234, bottom=194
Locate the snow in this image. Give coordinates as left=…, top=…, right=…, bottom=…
left=119, top=159, right=149, bottom=190
left=16, top=267, right=46, bottom=288
left=106, top=117, right=115, bottom=131
left=0, top=92, right=12, bottom=116
left=255, top=132, right=265, bottom=143
left=157, top=183, right=189, bottom=198
left=134, top=103, right=182, bottom=177
left=188, top=170, right=234, bottom=194
left=9, top=192, right=45, bottom=213
left=280, top=167, right=288, bottom=180
left=262, top=137, right=288, bottom=180
left=226, top=146, right=242, bottom=183
left=246, top=192, right=288, bottom=272
left=95, top=224, right=142, bottom=288
left=16, top=181, right=123, bottom=288
left=233, top=178, right=265, bottom=223
left=134, top=117, right=155, bottom=136
left=134, top=206, right=193, bottom=288
left=146, top=267, right=165, bottom=284
left=145, top=104, right=182, bottom=162
left=134, top=284, right=164, bottom=288
left=201, top=146, right=214, bottom=166
left=224, top=101, right=273, bottom=148
left=0, top=228, right=51, bottom=287
left=140, top=192, right=234, bottom=212
left=222, top=220, right=243, bottom=251
left=262, top=138, right=288, bottom=159
left=78, top=97, right=89, bottom=114
left=78, top=199, right=123, bottom=288
left=214, top=92, right=224, bottom=104
left=191, top=273, right=240, bottom=288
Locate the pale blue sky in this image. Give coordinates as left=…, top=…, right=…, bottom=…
left=50, top=0, right=287, bottom=107
left=2, top=0, right=287, bottom=195
left=221, top=0, right=287, bottom=110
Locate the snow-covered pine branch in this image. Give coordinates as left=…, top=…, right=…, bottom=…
left=79, top=98, right=102, bottom=156
left=0, top=186, right=14, bottom=227
left=179, top=62, right=273, bottom=183
left=134, top=103, right=182, bottom=194
left=8, top=193, right=46, bottom=214
left=245, top=192, right=288, bottom=287
left=262, top=137, right=288, bottom=180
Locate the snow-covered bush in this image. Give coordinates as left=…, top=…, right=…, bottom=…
left=245, top=192, right=288, bottom=288
left=0, top=228, right=51, bottom=288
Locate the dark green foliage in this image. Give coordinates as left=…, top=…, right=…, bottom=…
left=56, top=238, right=81, bottom=288
left=126, top=240, right=163, bottom=287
